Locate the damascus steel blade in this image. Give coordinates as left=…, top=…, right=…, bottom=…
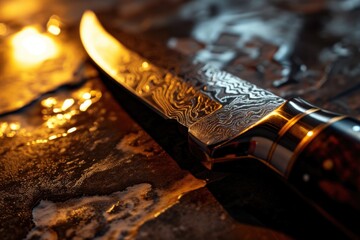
left=80, top=11, right=285, bottom=146
left=80, top=11, right=221, bottom=127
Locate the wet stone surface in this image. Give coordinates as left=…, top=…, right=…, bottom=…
left=0, top=69, right=291, bottom=240
left=0, top=0, right=359, bottom=239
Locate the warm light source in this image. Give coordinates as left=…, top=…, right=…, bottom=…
left=61, top=99, right=75, bottom=111
left=79, top=100, right=92, bottom=112
left=11, top=26, right=59, bottom=66
left=47, top=15, right=62, bottom=36
left=47, top=24, right=61, bottom=36
left=67, top=127, right=77, bottom=134
left=142, top=61, right=149, bottom=69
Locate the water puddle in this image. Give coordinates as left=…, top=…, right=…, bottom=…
left=26, top=175, right=205, bottom=240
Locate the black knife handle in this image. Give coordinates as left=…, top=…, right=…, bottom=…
left=287, top=116, right=360, bottom=237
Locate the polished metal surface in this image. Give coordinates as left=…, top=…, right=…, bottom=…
left=80, top=11, right=221, bottom=127
left=80, top=11, right=285, bottom=148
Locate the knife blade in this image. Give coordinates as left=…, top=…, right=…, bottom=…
left=80, top=11, right=360, bottom=237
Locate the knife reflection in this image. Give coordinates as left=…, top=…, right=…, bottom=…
left=80, top=11, right=360, bottom=238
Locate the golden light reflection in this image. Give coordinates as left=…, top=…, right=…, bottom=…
left=0, top=23, right=7, bottom=36
left=48, top=133, right=67, bottom=141
left=79, top=90, right=102, bottom=112
left=49, top=135, right=58, bottom=140
left=53, top=108, right=62, bottom=113
left=9, top=122, right=20, bottom=131
left=0, top=122, right=21, bottom=138
left=307, top=131, right=314, bottom=137
left=26, top=139, right=48, bottom=145
left=0, top=86, right=103, bottom=145
left=0, top=123, right=7, bottom=137
left=41, top=97, right=57, bottom=108
left=44, top=110, right=79, bottom=129
left=82, top=92, right=92, bottom=100
left=41, top=89, right=102, bottom=131
left=48, top=25, right=61, bottom=36
left=62, top=99, right=75, bottom=111
left=89, top=126, right=98, bottom=132
left=47, top=15, right=62, bottom=36
left=45, top=110, right=78, bottom=129
left=0, top=122, right=8, bottom=132
left=141, top=61, right=149, bottom=69
left=106, top=204, right=115, bottom=213
left=67, top=127, right=77, bottom=133
left=11, top=26, right=59, bottom=66
left=79, top=100, right=92, bottom=112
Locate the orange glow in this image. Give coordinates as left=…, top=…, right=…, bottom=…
left=61, top=99, right=75, bottom=111
left=67, top=127, right=77, bottom=133
left=0, top=122, right=22, bottom=138
left=323, top=159, right=334, bottom=170
left=306, top=131, right=313, bottom=137
left=0, top=23, right=7, bottom=36
left=11, top=26, right=59, bottom=66
left=0, top=1, right=41, bottom=20
left=142, top=61, right=149, bottom=69
left=49, top=135, right=58, bottom=140
left=9, top=122, right=20, bottom=131
left=80, top=100, right=92, bottom=111
left=0, top=123, right=8, bottom=137
left=79, top=90, right=102, bottom=111
left=42, top=97, right=57, bottom=108
left=40, top=89, right=102, bottom=129
left=82, top=92, right=92, bottom=100
left=48, top=25, right=61, bottom=36
left=47, top=15, right=61, bottom=36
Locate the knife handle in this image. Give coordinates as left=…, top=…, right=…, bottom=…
left=189, top=97, right=360, bottom=236
left=287, top=116, right=360, bottom=236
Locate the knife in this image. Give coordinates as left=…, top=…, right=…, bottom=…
left=80, top=11, right=360, bottom=237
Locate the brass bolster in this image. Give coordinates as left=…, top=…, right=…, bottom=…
left=251, top=98, right=345, bottom=176
left=266, top=108, right=319, bottom=163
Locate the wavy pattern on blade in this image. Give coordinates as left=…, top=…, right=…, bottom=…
left=189, top=94, right=284, bottom=146
left=80, top=11, right=285, bottom=147
left=80, top=11, right=221, bottom=127
left=157, top=62, right=285, bottom=146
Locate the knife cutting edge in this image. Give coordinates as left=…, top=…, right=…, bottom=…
left=80, top=11, right=360, bottom=237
